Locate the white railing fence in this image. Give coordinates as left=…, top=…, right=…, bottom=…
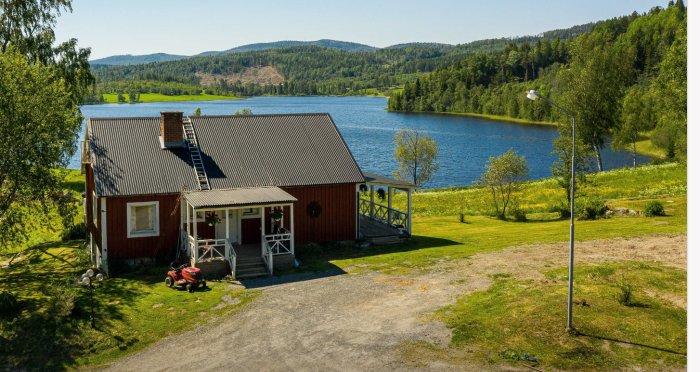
left=262, top=243, right=274, bottom=275
left=189, top=237, right=238, bottom=278
left=359, top=198, right=408, bottom=229
left=265, top=232, right=292, bottom=255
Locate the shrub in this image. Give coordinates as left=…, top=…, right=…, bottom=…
left=296, top=242, right=323, bottom=259
left=576, top=197, right=608, bottom=220
left=62, top=223, right=86, bottom=241
left=0, top=291, right=20, bottom=319
left=509, top=203, right=527, bottom=222
left=547, top=202, right=571, bottom=219
left=644, top=200, right=665, bottom=216
left=616, top=283, right=634, bottom=307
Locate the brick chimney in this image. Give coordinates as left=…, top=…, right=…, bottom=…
left=159, top=111, right=184, bottom=148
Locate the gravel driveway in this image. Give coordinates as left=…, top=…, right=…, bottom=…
left=105, top=235, right=685, bottom=371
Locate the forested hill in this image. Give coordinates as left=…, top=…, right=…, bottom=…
left=88, top=21, right=600, bottom=100
left=389, top=2, right=687, bottom=164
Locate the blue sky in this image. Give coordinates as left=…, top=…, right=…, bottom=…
left=54, top=0, right=671, bottom=59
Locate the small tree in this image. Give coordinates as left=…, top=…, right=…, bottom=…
left=234, top=108, right=253, bottom=115
left=117, top=93, right=126, bottom=103
left=193, top=107, right=202, bottom=116
left=393, top=129, right=439, bottom=186
left=478, top=149, right=528, bottom=219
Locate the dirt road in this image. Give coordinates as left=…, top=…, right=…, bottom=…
left=105, top=235, right=685, bottom=371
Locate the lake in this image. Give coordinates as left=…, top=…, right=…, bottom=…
left=74, top=96, right=646, bottom=189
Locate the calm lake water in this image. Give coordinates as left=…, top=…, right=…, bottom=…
left=74, top=96, right=647, bottom=189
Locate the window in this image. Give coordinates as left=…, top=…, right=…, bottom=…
left=92, top=191, right=98, bottom=227
left=242, top=207, right=260, bottom=218
left=189, top=211, right=205, bottom=223
left=127, top=201, right=159, bottom=238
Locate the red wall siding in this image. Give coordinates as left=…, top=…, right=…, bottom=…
left=97, top=182, right=358, bottom=259
left=282, top=183, right=357, bottom=244
left=105, top=194, right=181, bottom=259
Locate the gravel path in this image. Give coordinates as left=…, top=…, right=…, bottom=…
left=105, top=234, right=685, bottom=371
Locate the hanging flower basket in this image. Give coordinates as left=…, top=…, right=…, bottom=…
left=205, top=212, right=221, bottom=226
left=270, top=209, right=284, bottom=221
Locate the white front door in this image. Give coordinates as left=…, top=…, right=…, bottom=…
left=215, top=209, right=240, bottom=243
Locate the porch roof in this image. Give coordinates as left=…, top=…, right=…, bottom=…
left=185, top=186, right=297, bottom=209
left=363, top=172, right=418, bottom=189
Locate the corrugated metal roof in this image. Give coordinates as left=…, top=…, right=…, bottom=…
left=363, top=172, right=418, bottom=189
left=191, top=114, right=365, bottom=189
left=184, top=186, right=297, bottom=209
left=88, top=113, right=365, bottom=197
left=89, top=117, right=197, bottom=197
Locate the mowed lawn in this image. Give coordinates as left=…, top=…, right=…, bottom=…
left=101, top=92, right=241, bottom=103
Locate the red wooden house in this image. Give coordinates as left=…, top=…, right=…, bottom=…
left=82, top=112, right=415, bottom=278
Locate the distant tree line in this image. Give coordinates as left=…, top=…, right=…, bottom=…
left=89, top=21, right=596, bottom=99
left=389, top=2, right=687, bottom=164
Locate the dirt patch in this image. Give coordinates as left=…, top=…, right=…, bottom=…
left=196, top=66, right=285, bottom=86
left=106, top=234, right=685, bottom=371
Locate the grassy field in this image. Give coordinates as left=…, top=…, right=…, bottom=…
left=437, top=261, right=686, bottom=370
left=0, top=242, right=257, bottom=370
left=101, top=92, right=242, bottom=104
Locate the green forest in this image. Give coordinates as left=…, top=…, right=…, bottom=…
left=87, top=22, right=598, bottom=102
left=389, top=2, right=687, bottom=164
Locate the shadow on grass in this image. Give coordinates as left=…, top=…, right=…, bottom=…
left=0, top=240, right=146, bottom=371
left=578, top=331, right=687, bottom=356
left=286, top=235, right=461, bottom=275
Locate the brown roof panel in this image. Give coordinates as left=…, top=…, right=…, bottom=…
left=89, top=117, right=197, bottom=197
left=191, top=114, right=365, bottom=189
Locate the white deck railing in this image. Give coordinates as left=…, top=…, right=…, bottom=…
left=189, top=237, right=237, bottom=278
left=359, top=198, right=408, bottom=229
left=265, top=232, right=292, bottom=255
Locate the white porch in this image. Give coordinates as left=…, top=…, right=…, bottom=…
left=359, top=173, right=417, bottom=242
left=181, top=187, right=298, bottom=278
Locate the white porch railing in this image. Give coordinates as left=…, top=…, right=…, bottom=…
left=262, top=242, right=274, bottom=275
left=265, top=232, right=292, bottom=255
left=359, top=198, right=408, bottom=229
left=189, top=237, right=237, bottom=278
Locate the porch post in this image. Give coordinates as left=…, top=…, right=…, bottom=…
left=192, top=207, right=198, bottom=265
left=407, top=188, right=413, bottom=236
left=260, top=207, right=266, bottom=258
left=290, top=203, right=295, bottom=256
left=369, top=184, right=375, bottom=219
left=186, top=202, right=191, bottom=248
left=387, top=186, right=393, bottom=226
left=225, top=208, right=230, bottom=241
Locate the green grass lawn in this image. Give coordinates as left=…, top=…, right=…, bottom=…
left=437, top=261, right=686, bottom=370
left=0, top=242, right=257, bottom=370
left=101, top=92, right=242, bottom=104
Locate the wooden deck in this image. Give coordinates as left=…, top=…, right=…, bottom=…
left=359, top=215, right=403, bottom=238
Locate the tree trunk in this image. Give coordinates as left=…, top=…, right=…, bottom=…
left=632, top=141, right=637, bottom=168
left=593, top=144, right=603, bottom=172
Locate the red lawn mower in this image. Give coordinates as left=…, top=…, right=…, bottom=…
left=165, top=262, right=206, bottom=293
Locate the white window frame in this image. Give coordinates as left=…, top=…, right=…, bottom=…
left=92, top=191, right=98, bottom=227
left=241, top=207, right=261, bottom=218
left=190, top=211, right=205, bottom=223
left=126, top=201, right=160, bottom=238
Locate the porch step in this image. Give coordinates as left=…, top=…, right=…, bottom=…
left=366, top=235, right=408, bottom=245
left=236, top=257, right=269, bottom=279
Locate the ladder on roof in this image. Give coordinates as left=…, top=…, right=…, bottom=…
left=183, top=117, right=210, bottom=191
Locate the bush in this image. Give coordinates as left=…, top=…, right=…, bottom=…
left=296, top=243, right=323, bottom=259
left=547, top=202, right=571, bottom=219
left=0, top=291, right=20, bottom=319
left=616, top=283, right=635, bottom=307
left=644, top=200, right=665, bottom=216
left=509, top=203, right=527, bottom=222
left=62, top=223, right=86, bottom=241
left=576, top=197, right=609, bottom=220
